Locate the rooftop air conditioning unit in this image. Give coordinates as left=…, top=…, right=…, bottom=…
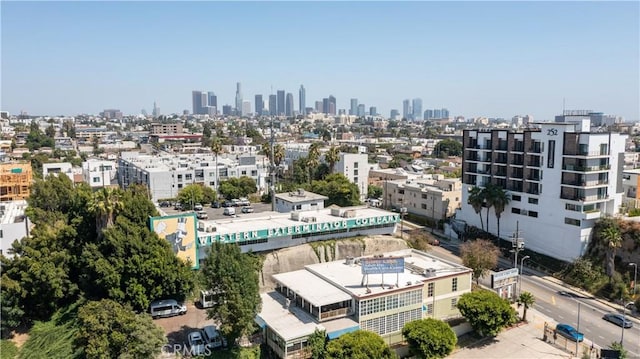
left=424, top=268, right=437, bottom=277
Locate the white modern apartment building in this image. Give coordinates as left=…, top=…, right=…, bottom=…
left=457, top=121, right=627, bottom=262
left=42, top=162, right=74, bottom=178
left=0, top=200, right=30, bottom=258
left=118, top=152, right=269, bottom=201
left=335, top=153, right=369, bottom=202
left=83, top=159, right=118, bottom=188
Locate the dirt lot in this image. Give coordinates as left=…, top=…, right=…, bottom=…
left=154, top=302, right=217, bottom=355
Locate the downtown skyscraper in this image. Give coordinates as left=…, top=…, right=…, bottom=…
left=412, top=98, right=423, bottom=121
left=285, top=93, right=294, bottom=117
left=255, top=94, right=263, bottom=116
left=269, top=95, right=277, bottom=116
left=235, top=82, right=243, bottom=115
left=299, top=85, right=306, bottom=115
left=277, top=90, right=285, bottom=116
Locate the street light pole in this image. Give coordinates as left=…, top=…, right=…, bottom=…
left=575, top=301, right=581, bottom=356
left=519, top=255, right=530, bottom=296
left=630, top=263, right=637, bottom=296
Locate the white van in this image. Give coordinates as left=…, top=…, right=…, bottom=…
left=223, top=207, right=235, bottom=216
left=202, top=325, right=227, bottom=349
left=200, top=290, right=216, bottom=309
left=149, top=299, right=187, bottom=319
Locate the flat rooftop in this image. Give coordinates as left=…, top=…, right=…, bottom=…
left=197, top=206, right=397, bottom=238
left=304, top=249, right=470, bottom=299
left=275, top=191, right=328, bottom=203
left=0, top=200, right=28, bottom=224
left=273, top=270, right=352, bottom=307
left=258, top=292, right=321, bottom=342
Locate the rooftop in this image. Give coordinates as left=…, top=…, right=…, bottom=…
left=258, top=292, right=322, bottom=342
left=275, top=190, right=328, bottom=203
left=0, top=200, right=28, bottom=225
left=273, top=270, right=352, bottom=307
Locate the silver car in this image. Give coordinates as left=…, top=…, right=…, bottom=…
left=603, top=313, right=633, bottom=328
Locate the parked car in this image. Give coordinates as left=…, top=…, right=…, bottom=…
left=194, top=203, right=204, bottom=211
left=202, top=325, right=227, bottom=349
left=187, top=331, right=207, bottom=356
left=211, top=201, right=221, bottom=208
left=558, top=291, right=577, bottom=298
left=241, top=206, right=254, bottom=214
left=196, top=211, right=208, bottom=220
left=223, top=207, right=236, bottom=216
left=555, top=323, right=584, bottom=342
left=238, top=197, right=251, bottom=206
left=149, top=299, right=187, bottom=319
left=231, top=199, right=241, bottom=207
left=174, top=203, right=184, bottom=211
left=603, top=313, right=633, bottom=328
left=221, top=201, right=231, bottom=208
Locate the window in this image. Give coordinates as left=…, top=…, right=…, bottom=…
left=565, top=217, right=581, bottom=226
left=177, top=174, right=182, bottom=180
left=512, top=195, right=521, bottom=201
left=177, top=184, right=183, bottom=189
left=93, top=177, right=100, bottom=183
left=511, top=208, right=521, bottom=214
left=528, top=211, right=538, bottom=218
left=185, top=174, right=192, bottom=181
left=354, top=177, right=358, bottom=182
left=421, top=204, right=427, bottom=209
left=422, top=194, right=427, bottom=199
left=427, top=283, right=434, bottom=297
left=547, top=140, right=555, bottom=168
left=528, top=198, right=538, bottom=204
left=209, top=182, right=215, bottom=186
left=451, top=298, right=458, bottom=309
left=399, top=189, right=404, bottom=195
left=452, top=278, right=458, bottom=292
left=241, top=170, right=247, bottom=175
left=354, top=162, right=359, bottom=168
left=426, top=303, right=433, bottom=315
left=296, top=205, right=302, bottom=210
left=354, top=170, right=359, bottom=176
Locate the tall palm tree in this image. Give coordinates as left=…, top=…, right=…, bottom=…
left=89, top=187, right=123, bottom=237
left=468, top=186, right=485, bottom=231
left=483, top=183, right=497, bottom=233
left=273, top=144, right=285, bottom=167
left=325, top=146, right=340, bottom=174
left=490, top=186, right=511, bottom=241
left=307, top=142, right=321, bottom=184
left=261, top=141, right=271, bottom=160
left=518, top=291, right=535, bottom=322
left=599, top=220, right=622, bottom=278
left=211, top=138, right=223, bottom=193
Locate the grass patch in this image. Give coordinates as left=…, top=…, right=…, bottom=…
left=17, top=303, right=82, bottom=359
left=1, top=339, right=19, bottom=359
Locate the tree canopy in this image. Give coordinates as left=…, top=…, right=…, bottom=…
left=201, top=242, right=262, bottom=344
left=219, top=176, right=257, bottom=200
left=310, top=173, right=361, bottom=207
left=402, top=318, right=457, bottom=359
left=434, top=139, right=462, bottom=158
left=460, top=239, right=500, bottom=284
left=325, top=330, right=396, bottom=359
left=457, top=290, right=517, bottom=337
left=76, top=299, right=165, bottom=359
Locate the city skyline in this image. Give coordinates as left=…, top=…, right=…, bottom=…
left=1, top=2, right=638, bottom=121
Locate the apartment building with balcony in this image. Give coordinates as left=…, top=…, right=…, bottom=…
left=457, top=121, right=626, bottom=261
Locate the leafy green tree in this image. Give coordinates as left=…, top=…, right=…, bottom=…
left=402, top=318, right=457, bottom=359
left=517, top=291, right=535, bottom=322
left=45, top=124, right=56, bottom=138
left=219, top=176, right=257, bottom=200
left=310, top=173, right=361, bottom=207
left=201, top=242, right=261, bottom=344
left=307, top=328, right=328, bottom=359
left=434, top=139, right=462, bottom=157
left=367, top=185, right=383, bottom=199
left=460, top=239, right=499, bottom=284
left=469, top=187, right=482, bottom=231
left=202, top=185, right=217, bottom=204
left=26, top=122, right=54, bottom=150
left=325, top=330, right=395, bottom=359
left=27, top=173, right=76, bottom=214
left=0, top=268, right=25, bottom=337
left=457, top=290, right=517, bottom=337
left=609, top=341, right=628, bottom=359
left=76, top=299, right=166, bottom=359
left=177, top=183, right=205, bottom=210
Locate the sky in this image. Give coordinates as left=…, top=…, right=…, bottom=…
left=1, top=1, right=639, bottom=121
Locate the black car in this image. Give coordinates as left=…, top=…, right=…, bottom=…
left=211, top=201, right=221, bottom=208
left=221, top=201, right=231, bottom=208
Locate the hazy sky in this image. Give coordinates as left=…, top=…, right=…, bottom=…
left=2, top=1, right=639, bottom=121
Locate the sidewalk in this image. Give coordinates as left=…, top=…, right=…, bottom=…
left=450, top=308, right=574, bottom=359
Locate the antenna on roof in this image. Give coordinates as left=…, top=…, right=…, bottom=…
left=562, top=97, right=566, bottom=116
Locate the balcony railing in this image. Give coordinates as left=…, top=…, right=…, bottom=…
left=320, top=307, right=349, bottom=320
left=562, top=165, right=611, bottom=172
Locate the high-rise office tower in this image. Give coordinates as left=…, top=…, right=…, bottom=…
left=328, top=95, right=336, bottom=115
left=402, top=99, right=412, bottom=120
left=434, top=109, right=442, bottom=119
left=255, top=95, right=263, bottom=116
left=222, top=105, right=232, bottom=116
left=441, top=108, right=450, bottom=119
left=390, top=109, right=399, bottom=118
left=277, top=90, right=285, bottom=116
left=152, top=101, right=160, bottom=117
left=357, top=104, right=365, bottom=117
left=424, top=109, right=434, bottom=120
left=412, top=98, right=423, bottom=121
left=235, top=83, right=243, bottom=115
left=299, top=85, right=306, bottom=115
left=192, top=91, right=204, bottom=115
left=315, top=101, right=323, bottom=113
left=269, top=95, right=277, bottom=116
left=285, top=93, right=294, bottom=117
left=322, top=98, right=329, bottom=114
left=242, top=101, right=251, bottom=116
left=208, top=92, right=217, bottom=109
left=369, top=107, right=376, bottom=116
left=350, top=98, right=358, bottom=116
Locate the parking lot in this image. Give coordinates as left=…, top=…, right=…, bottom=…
left=155, top=302, right=217, bottom=356
left=160, top=201, right=273, bottom=220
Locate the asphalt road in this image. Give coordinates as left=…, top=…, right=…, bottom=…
left=429, top=237, right=635, bottom=356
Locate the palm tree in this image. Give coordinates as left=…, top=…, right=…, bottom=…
left=273, top=144, right=285, bottom=167
left=518, top=291, right=535, bottom=322
left=211, top=138, right=223, bottom=193
left=468, top=186, right=485, bottom=231
left=261, top=141, right=271, bottom=160
left=89, top=187, right=123, bottom=237
left=490, top=185, right=511, bottom=241
left=307, top=142, right=321, bottom=184
left=325, top=146, right=340, bottom=174
left=598, top=220, right=622, bottom=278
left=483, top=183, right=498, bottom=233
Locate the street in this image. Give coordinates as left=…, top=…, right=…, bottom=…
left=428, top=236, right=634, bottom=356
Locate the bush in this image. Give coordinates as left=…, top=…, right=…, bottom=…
left=402, top=318, right=456, bottom=358
left=1, top=340, right=19, bottom=359
left=560, top=258, right=608, bottom=293
left=457, top=290, right=517, bottom=337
